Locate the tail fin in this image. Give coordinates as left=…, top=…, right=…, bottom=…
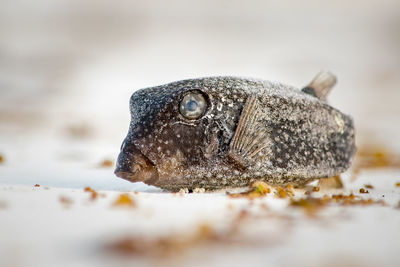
left=302, top=71, right=337, bottom=101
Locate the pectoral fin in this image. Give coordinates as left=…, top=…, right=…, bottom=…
left=227, top=95, right=272, bottom=168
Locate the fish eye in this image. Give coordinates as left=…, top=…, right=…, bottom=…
left=179, top=91, right=207, bottom=120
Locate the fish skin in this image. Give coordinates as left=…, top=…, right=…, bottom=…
left=115, top=76, right=356, bottom=191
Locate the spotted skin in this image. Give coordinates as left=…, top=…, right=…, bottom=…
left=115, top=76, right=356, bottom=191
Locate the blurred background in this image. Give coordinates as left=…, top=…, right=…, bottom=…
left=0, top=0, right=400, bottom=187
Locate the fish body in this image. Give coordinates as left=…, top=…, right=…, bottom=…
left=115, top=73, right=356, bottom=191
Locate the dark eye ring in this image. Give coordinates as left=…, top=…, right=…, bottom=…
left=179, top=91, right=207, bottom=120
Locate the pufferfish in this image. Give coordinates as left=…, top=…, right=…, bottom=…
left=115, top=72, right=356, bottom=191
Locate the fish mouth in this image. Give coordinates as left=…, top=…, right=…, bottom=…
left=114, top=141, right=159, bottom=185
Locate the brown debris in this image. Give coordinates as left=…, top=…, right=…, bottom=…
left=331, top=193, right=355, bottom=202
left=276, top=187, right=287, bottom=198
left=395, top=182, right=400, bottom=188
left=99, top=159, right=114, bottom=168
left=354, top=145, right=400, bottom=169
left=0, top=154, right=4, bottom=164
left=59, top=196, right=73, bottom=208
left=106, top=222, right=219, bottom=257
left=359, top=188, right=369, bottom=194
left=227, top=181, right=271, bottom=199
left=350, top=144, right=400, bottom=182
left=330, top=193, right=382, bottom=206
left=65, top=123, right=93, bottom=139
left=252, top=181, right=271, bottom=195
left=34, top=184, right=40, bottom=187
left=105, top=209, right=251, bottom=259
left=364, top=184, right=374, bottom=189
left=196, top=223, right=218, bottom=240
left=276, top=185, right=294, bottom=198
left=286, top=184, right=295, bottom=196
left=291, top=193, right=387, bottom=216
left=290, top=197, right=329, bottom=216
left=113, top=193, right=136, bottom=208
left=84, top=186, right=93, bottom=192
left=84, top=186, right=99, bottom=200
left=312, top=187, right=320, bottom=192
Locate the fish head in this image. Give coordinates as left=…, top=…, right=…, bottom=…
left=115, top=78, right=243, bottom=189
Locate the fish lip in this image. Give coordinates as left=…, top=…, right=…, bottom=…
left=114, top=170, right=159, bottom=185
left=114, top=142, right=159, bottom=185
left=114, top=170, right=137, bottom=180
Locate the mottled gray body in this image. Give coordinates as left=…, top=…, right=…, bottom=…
left=115, top=76, right=356, bottom=191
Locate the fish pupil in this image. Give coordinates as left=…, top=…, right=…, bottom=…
left=186, top=100, right=199, bottom=112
